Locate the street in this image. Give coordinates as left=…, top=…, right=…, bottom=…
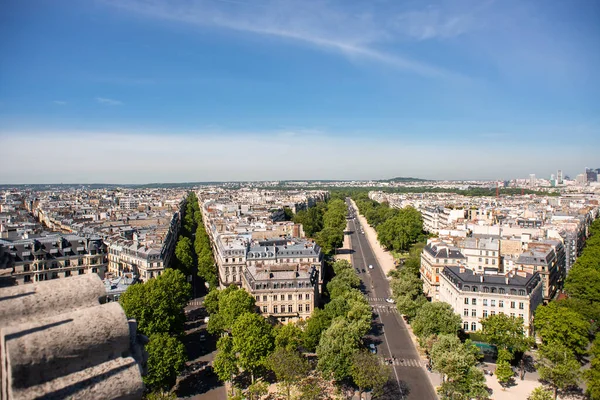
left=346, top=199, right=438, bottom=400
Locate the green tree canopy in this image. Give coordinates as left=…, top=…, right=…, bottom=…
left=120, top=268, right=191, bottom=336
left=316, top=317, right=362, bottom=381
left=412, top=302, right=461, bottom=339
left=527, top=387, right=553, bottom=400
left=430, top=334, right=481, bottom=383
left=303, top=308, right=332, bottom=352
left=267, top=348, right=311, bottom=400
left=534, top=301, right=590, bottom=356
left=208, top=286, right=256, bottom=334
left=585, top=337, right=600, bottom=400
left=232, top=312, right=275, bottom=382
left=213, top=336, right=238, bottom=391
left=274, top=323, right=304, bottom=352
left=174, top=236, right=194, bottom=276
left=536, top=343, right=581, bottom=400
left=480, top=314, right=532, bottom=357
left=144, top=333, right=187, bottom=391
left=350, top=351, right=389, bottom=399
left=495, top=360, right=514, bottom=389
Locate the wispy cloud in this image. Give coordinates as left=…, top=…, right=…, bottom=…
left=102, top=0, right=474, bottom=79
left=96, top=97, right=123, bottom=106
left=53, top=100, right=67, bottom=105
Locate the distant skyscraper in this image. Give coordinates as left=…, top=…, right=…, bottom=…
left=585, top=168, right=598, bottom=183
left=557, top=170, right=563, bottom=184
left=529, top=174, right=536, bottom=187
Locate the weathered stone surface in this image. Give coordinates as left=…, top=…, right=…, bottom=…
left=0, top=274, right=145, bottom=400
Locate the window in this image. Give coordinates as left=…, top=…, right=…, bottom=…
left=492, top=259, right=496, bottom=265
left=491, top=311, right=496, bottom=316
left=24, top=264, right=30, bottom=272
left=78, top=269, right=84, bottom=275
left=499, top=288, right=505, bottom=294
left=464, top=286, right=470, bottom=291
left=24, top=275, right=31, bottom=283
left=288, top=305, right=293, bottom=313
left=519, top=302, right=524, bottom=310
left=288, top=294, right=292, bottom=301
left=92, top=267, right=98, bottom=273
left=65, top=271, right=71, bottom=277
left=483, top=287, right=489, bottom=293
left=510, top=313, right=516, bottom=318
left=472, top=309, right=477, bottom=317
left=519, top=314, right=524, bottom=318
left=483, top=299, right=488, bottom=306
left=273, top=306, right=278, bottom=314
left=274, top=294, right=278, bottom=301
left=499, top=300, right=504, bottom=307
left=519, top=289, right=526, bottom=296
left=483, top=310, right=488, bottom=318
left=306, top=294, right=310, bottom=300
left=510, top=301, right=516, bottom=309
left=263, top=306, right=267, bottom=313
left=464, top=309, right=469, bottom=316
left=298, top=304, right=303, bottom=312
left=305, top=305, right=310, bottom=312
left=471, top=322, right=477, bottom=331
left=491, top=287, right=497, bottom=293
left=464, top=298, right=469, bottom=305
left=472, top=287, right=478, bottom=292
left=491, top=300, right=496, bottom=307
left=471, top=298, right=477, bottom=305
left=298, top=294, right=303, bottom=300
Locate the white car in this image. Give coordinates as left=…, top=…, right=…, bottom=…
left=368, top=265, right=373, bottom=269
left=385, top=298, right=395, bottom=304
left=204, top=316, right=210, bottom=323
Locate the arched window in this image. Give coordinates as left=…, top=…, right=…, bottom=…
left=519, top=289, right=526, bottom=296
left=499, top=288, right=505, bottom=294
left=463, top=322, right=469, bottom=331
left=464, top=285, right=470, bottom=291
left=483, top=287, right=490, bottom=293
left=471, top=322, right=477, bottom=331
left=491, top=287, right=497, bottom=293
left=510, top=289, right=517, bottom=295
left=472, top=286, right=478, bottom=292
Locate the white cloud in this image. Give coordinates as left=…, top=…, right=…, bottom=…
left=53, top=100, right=67, bottom=105
left=96, top=97, right=123, bottom=106
left=102, top=0, right=465, bottom=79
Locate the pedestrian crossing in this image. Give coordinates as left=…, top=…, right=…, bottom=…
left=380, top=357, right=424, bottom=368
left=188, top=300, right=203, bottom=307
left=371, top=305, right=398, bottom=314
left=368, top=297, right=389, bottom=302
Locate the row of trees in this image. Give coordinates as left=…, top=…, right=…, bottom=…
left=532, top=217, right=600, bottom=400
left=120, top=268, right=191, bottom=390
left=293, top=198, right=348, bottom=255
left=174, top=192, right=219, bottom=289
left=354, top=194, right=425, bottom=253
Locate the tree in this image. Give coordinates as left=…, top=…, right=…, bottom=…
left=430, top=335, right=480, bottom=383
left=565, top=265, right=600, bottom=305
left=395, top=294, right=426, bottom=321
left=585, top=337, right=600, bottom=400
left=316, top=227, right=344, bottom=255
left=267, top=348, right=311, bottom=400
left=246, top=380, right=269, bottom=400
left=144, top=333, right=187, bottom=391
left=350, top=351, right=389, bottom=400
left=536, top=343, right=581, bottom=400
left=496, top=361, right=514, bottom=389
left=480, top=314, right=532, bottom=358
left=275, top=323, right=304, bottom=352
left=144, top=391, right=178, bottom=400
left=412, top=302, right=461, bottom=339
left=534, top=301, right=590, bottom=356
left=437, top=366, right=489, bottom=400
left=303, top=309, right=332, bottom=352
left=204, top=288, right=220, bottom=315
left=213, top=336, right=238, bottom=395
left=174, top=236, right=194, bottom=275
left=120, top=268, right=191, bottom=336
left=232, top=312, right=274, bottom=382
left=208, top=286, right=256, bottom=334
left=316, top=317, right=361, bottom=381
left=297, top=374, right=330, bottom=400
left=528, top=386, right=553, bottom=400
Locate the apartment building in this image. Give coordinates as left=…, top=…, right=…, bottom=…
left=456, top=236, right=501, bottom=273
left=515, top=240, right=565, bottom=302
left=421, top=239, right=466, bottom=300
left=0, top=234, right=108, bottom=285
left=242, top=264, right=318, bottom=324
left=439, top=266, right=543, bottom=336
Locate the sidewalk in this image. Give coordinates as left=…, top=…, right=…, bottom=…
left=349, top=200, right=396, bottom=278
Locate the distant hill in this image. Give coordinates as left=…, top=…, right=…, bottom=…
left=380, top=177, right=432, bottom=183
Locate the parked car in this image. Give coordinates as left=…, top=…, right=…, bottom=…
left=385, top=298, right=395, bottom=304
left=368, top=265, right=373, bottom=269
left=199, top=334, right=206, bottom=341
left=369, top=344, right=377, bottom=354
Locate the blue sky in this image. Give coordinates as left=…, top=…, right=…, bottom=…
left=0, top=0, right=599, bottom=183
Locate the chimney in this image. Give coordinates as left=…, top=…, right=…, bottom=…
left=480, top=275, right=484, bottom=282
left=459, top=266, right=465, bottom=273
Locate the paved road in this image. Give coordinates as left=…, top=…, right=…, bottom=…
left=346, top=199, right=438, bottom=400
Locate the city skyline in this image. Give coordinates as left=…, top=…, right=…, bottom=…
left=1, top=0, right=599, bottom=183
